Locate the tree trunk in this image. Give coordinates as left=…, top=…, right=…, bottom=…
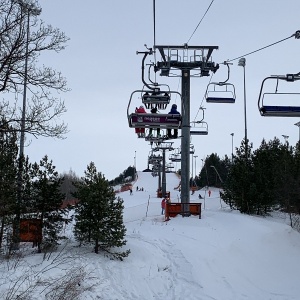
left=95, top=239, right=99, bottom=254
left=0, top=216, right=5, bottom=249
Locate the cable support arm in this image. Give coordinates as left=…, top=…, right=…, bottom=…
left=218, top=61, right=233, bottom=84
left=136, top=46, right=156, bottom=91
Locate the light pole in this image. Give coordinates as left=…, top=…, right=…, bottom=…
left=210, top=165, right=224, bottom=208
left=134, top=150, right=136, bottom=179
left=230, top=133, right=234, bottom=162
left=191, top=154, right=194, bottom=182
left=238, top=58, right=248, bottom=157
left=14, top=0, right=41, bottom=250
left=294, top=121, right=300, bottom=144
left=17, top=0, right=42, bottom=158
left=210, top=165, right=223, bottom=184
left=194, top=155, right=198, bottom=179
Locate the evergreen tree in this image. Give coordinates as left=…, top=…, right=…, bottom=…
left=251, top=138, right=279, bottom=215
left=74, top=162, right=130, bottom=260
left=30, top=155, right=69, bottom=252
left=221, top=140, right=255, bottom=213
left=196, top=154, right=230, bottom=188
left=0, top=123, right=18, bottom=249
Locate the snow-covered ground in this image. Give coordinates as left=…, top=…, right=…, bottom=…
left=1, top=171, right=300, bottom=300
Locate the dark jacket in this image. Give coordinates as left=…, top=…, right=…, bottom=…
left=169, top=107, right=180, bottom=115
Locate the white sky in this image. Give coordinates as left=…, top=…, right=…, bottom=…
left=1, top=172, right=300, bottom=299
left=24, top=0, right=300, bottom=180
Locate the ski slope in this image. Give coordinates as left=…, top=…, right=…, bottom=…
left=1, top=171, right=300, bottom=300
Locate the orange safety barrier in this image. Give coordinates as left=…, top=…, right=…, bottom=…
left=121, top=183, right=133, bottom=192
left=165, top=202, right=201, bottom=220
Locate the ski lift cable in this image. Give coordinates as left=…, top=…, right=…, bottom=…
left=224, top=30, right=300, bottom=63
left=192, top=73, right=214, bottom=122
left=187, top=0, right=215, bottom=44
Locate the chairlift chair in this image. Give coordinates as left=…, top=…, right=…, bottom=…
left=128, top=91, right=182, bottom=129
left=169, top=153, right=181, bottom=162
left=205, top=62, right=236, bottom=103
left=190, top=108, right=208, bottom=135
left=205, top=82, right=236, bottom=103
left=258, top=74, right=300, bottom=117
left=190, top=121, right=208, bottom=135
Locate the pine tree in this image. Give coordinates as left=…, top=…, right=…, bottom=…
left=30, top=155, right=69, bottom=252
left=0, top=123, right=18, bottom=249
left=74, top=162, right=130, bottom=260
left=221, top=140, right=255, bottom=213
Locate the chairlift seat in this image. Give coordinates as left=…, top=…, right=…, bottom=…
left=205, top=82, right=236, bottom=104
left=169, top=157, right=181, bottom=162
left=190, top=121, right=208, bottom=135
left=145, top=135, right=168, bottom=142
left=259, top=105, right=300, bottom=117
left=128, top=113, right=182, bottom=129
left=190, top=129, right=208, bottom=135
left=257, top=75, right=300, bottom=117
left=206, top=97, right=235, bottom=104
left=142, top=93, right=170, bottom=109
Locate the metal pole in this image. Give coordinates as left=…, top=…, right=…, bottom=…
left=158, top=162, right=162, bottom=191
left=210, top=165, right=223, bottom=183
left=19, top=13, right=30, bottom=158
left=17, top=0, right=42, bottom=158
left=181, top=69, right=191, bottom=215
left=238, top=58, right=247, bottom=158
left=14, top=1, right=41, bottom=250
left=162, top=149, right=166, bottom=197
left=243, top=65, right=247, bottom=145
left=230, top=133, right=234, bottom=162
left=191, top=154, right=194, bottom=182
left=194, top=155, right=198, bottom=178
left=294, top=121, right=300, bottom=144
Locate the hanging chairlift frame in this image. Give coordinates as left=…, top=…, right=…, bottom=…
left=142, top=65, right=171, bottom=109
left=205, top=62, right=236, bottom=103
left=190, top=107, right=208, bottom=135
left=137, top=47, right=171, bottom=110
left=190, top=121, right=208, bottom=135
left=258, top=73, right=300, bottom=117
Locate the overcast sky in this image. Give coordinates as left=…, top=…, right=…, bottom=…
left=24, top=0, right=300, bottom=180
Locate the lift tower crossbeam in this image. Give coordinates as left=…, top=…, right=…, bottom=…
left=154, top=45, right=219, bottom=216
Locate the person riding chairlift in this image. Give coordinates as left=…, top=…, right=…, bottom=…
left=167, top=104, right=180, bottom=139
left=135, top=105, right=146, bottom=138
left=148, top=107, right=160, bottom=138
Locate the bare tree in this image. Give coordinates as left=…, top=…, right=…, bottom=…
left=0, top=0, right=69, bottom=138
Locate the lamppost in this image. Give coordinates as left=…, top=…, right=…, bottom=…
left=210, top=165, right=223, bottom=184
left=294, top=121, right=300, bottom=144
left=230, top=133, right=234, bottom=162
left=194, top=155, right=198, bottom=179
left=134, top=151, right=136, bottom=179
left=14, top=0, right=41, bottom=250
left=17, top=0, right=42, bottom=159
left=238, top=58, right=248, bottom=157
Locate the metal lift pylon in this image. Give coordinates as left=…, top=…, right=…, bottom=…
left=154, top=44, right=219, bottom=216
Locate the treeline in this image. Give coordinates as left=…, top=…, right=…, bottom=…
left=196, top=138, right=300, bottom=228
left=109, top=166, right=136, bottom=186
left=0, top=129, right=129, bottom=259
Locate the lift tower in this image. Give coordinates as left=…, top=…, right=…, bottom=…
left=154, top=44, right=219, bottom=215
left=153, top=142, right=174, bottom=197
